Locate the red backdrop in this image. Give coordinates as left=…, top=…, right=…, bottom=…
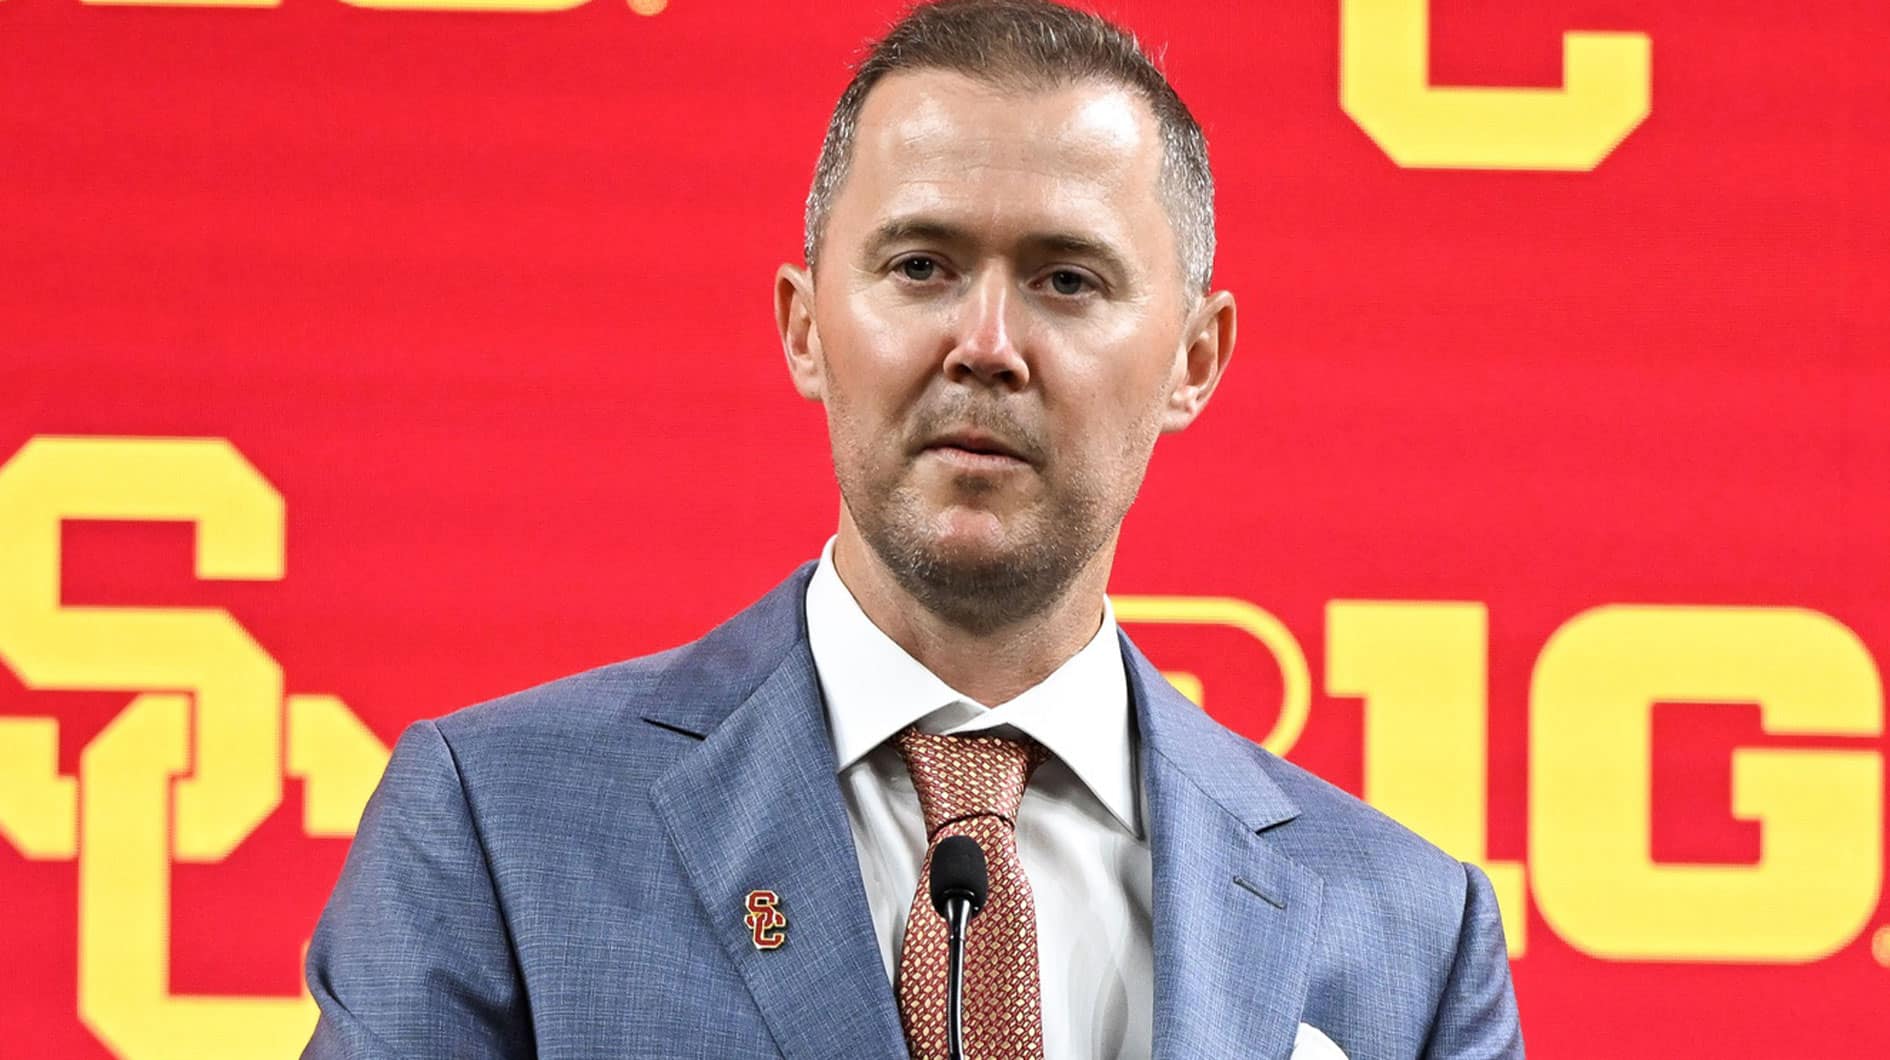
left=3, top=0, right=1886, bottom=1056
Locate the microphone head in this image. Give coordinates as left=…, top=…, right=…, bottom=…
left=929, top=835, right=989, bottom=918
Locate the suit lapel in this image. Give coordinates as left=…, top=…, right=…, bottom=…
left=1125, top=633, right=1325, bottom=1059
left=650, top=618, right=906, bottom=1060
left=643, top=567, right=1324, bottom=1058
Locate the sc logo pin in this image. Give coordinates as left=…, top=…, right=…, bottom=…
left=744, top=890, right=788, bottom=950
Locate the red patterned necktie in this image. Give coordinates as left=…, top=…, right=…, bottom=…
left=893, top=725, right=1052, bottom=1060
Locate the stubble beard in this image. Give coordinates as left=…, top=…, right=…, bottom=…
left=824, top=371, right=1164, bottom=637
left=839, top=456, right=1116, bottom=637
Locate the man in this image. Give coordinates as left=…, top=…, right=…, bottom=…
left=303, top=1, right=1523, bottom=1057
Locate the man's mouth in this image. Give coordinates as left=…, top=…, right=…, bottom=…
left=922, top=430, right=1032, bottom=468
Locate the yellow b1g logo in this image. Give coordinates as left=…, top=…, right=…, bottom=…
left=0, top=436, right=389, bottom=1059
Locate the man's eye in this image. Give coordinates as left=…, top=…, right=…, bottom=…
left=1047, top=270, right=1091, bottom=296
left=897, top=257, right=939, bottom=282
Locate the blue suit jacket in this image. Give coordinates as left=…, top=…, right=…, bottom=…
left=304, top=565, right=1522, bottom=1058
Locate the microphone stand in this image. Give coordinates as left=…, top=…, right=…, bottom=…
left=944, top=893, right=972, bottom=1060
left=928, top=835, right=989, bottom=1060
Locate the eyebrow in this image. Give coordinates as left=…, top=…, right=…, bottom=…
left=859, top=217, right=1136, bottom=283
left=860, top=219, right=964, bottom=264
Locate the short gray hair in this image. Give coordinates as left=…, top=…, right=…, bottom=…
left=802, top=0, right=1217, bottom=294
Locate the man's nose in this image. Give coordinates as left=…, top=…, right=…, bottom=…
left=941, top=268, right=1030, bottom=389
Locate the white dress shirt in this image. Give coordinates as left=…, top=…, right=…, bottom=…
left=804, top=538, right=1154, bottom=1059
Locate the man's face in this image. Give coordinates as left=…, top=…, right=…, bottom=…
left=779, top=69, right=1232, bottom=629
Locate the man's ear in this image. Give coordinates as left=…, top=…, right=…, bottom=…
left=1159, top=288, right=1237, bottom=433
left=775, top=263, right=825, bottom=402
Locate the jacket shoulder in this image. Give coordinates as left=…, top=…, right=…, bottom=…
left=432, top=647, right=681, bottom=751
left=1258, top=748, right=1469, bottom=908
left=427, top=563, right=814, bottom=770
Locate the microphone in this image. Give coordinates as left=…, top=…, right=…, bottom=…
left=929, top=835, right=988, bottom=1060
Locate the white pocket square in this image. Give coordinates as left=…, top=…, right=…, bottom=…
left=1291, top=1022, right=1348, bottom=1059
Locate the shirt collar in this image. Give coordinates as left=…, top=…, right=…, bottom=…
left=804, top=537, right=1140, bottom=837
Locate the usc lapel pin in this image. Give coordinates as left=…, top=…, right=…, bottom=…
left=744, top=890, right=788, bottom=950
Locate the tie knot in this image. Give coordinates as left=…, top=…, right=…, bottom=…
left=894, top=726, right=1050, bottom=837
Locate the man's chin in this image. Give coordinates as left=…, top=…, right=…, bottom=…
left=917, top=507, right=1031, bottom=563
left=856, top=504, right=1086, bottom=630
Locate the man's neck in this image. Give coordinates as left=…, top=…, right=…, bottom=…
left=830, top=526, right=1113, bottom=707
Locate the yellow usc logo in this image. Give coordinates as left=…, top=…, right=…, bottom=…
left=0, top=436, right=390, bottom=1059
left=1339, top=0, right=1651, bottom=170
left=2, top=434, right=1885, bottom=1056
left=0, top=0, right=1653, bottom=171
